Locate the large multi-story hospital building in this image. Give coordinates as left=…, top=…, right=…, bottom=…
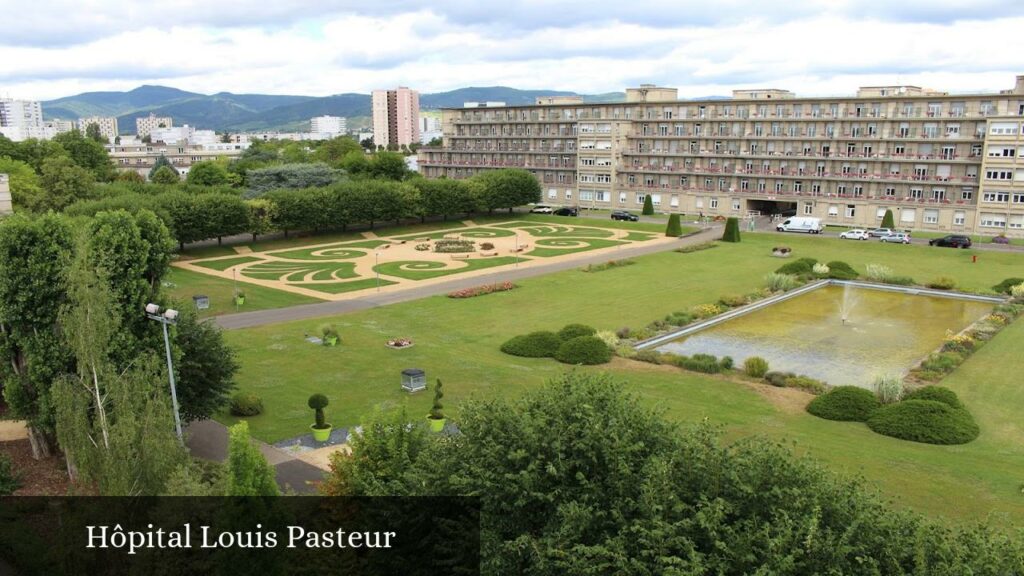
left=419, top=75, right=1024, bottom=236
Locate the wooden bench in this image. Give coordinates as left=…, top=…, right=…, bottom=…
left=451, top=254, right=471, bottom=260
left=479, top=251, right=498, bottom=257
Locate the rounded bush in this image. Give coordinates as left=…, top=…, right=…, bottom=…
left=776, top=260, right=813, bottom=276
left=826, top=260, right=858, bottom=280
left=554, top=335, right=612, bottom=365
left=744, top=356, right=770, bottom=378
left=764, top=371, right=794, bottom=387
left=866, top=400, right=979, bottom=445
left=927, top=277, right=956, bottom=290
left=308, top=393, right=329, bottom=410
left=500, top=331, right=562, bottom=358
left=230, top=393, right=264, bottom=417
left=992, top=277, right=1024, bottom=295
left=558, top=323, right=596, bottom=341
left=806, top=386, right=881, bottom=422
left=902, top=386, right=963, bottom=409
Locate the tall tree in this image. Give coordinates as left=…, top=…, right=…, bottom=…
left=150, top=165, right=180, bottom=185
left=173, top=306, right=238, bottom=422
left=148, top=155, right=175, bottom=181
left=53, top=238, right=184, bottom=493
left=38, top=156, right=97, bottom=212
left=186, top=161, right=232, bottom=187
left=52, top=130, right=115, bottom=181
left=313, top=136, right=360, bottom=168
left=0, top=156, right=43, bottom=210
left=369, top=151, right=410, bottom=181
left=226, top=421, right=279, bottom=496
left=473, top=168, right=541, bottom=213
left=84, top=123, right=107, bottom=144
left=0, top=214, right=75, bottom=458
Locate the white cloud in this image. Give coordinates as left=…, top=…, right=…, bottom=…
left=0, top=3, right=1022, bottom=100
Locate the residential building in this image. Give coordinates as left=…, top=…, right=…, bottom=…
left=78, top=116, right=119, bottom=142
left=420, top=115, right=443, bottom=144
left=43, top=119, right=75, bottom=135
left=150, top=125, right=217, bottom=145
left=106, top=140, right=249, bottom=179
left=419, top=76, right=1024, bottom=237
left=136, top=113, right=173, bottom=138
left=372, top=87, right=420, bottom=149
left=310, top=115, right=346, bottom=136
left=0, top=98, right=43, bottom=141
left=0, top=173, right=11, bottom=214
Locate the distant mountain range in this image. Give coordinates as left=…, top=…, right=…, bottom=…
left=41, top=85, right=636, bottom=134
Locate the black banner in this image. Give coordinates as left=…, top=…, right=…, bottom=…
left=0, top=497, right=480, bottom=576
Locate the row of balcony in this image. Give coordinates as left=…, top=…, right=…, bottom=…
left=437, top=146, right=980, bottom=162
left=618, top=184, right=974, bottom=205
left=453, top=109, right=1000, bottom=124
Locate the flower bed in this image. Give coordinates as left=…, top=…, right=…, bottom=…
left=447, top=282, right=518, bottom=299
left=386, top=338, right=414, bottom=349
left=434, top=239, right=475, bottom=253
left=908, top=302, right=1021, bottom=383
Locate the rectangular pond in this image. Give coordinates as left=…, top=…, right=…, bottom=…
left=655, top=285, right=993, bottom=387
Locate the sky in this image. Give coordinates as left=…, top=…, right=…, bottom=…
left=2, top=0, right=1024, bottom=101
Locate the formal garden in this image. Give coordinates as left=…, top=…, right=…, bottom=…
left=175, top=219, right=671, bottom=300
left=219, top=230, right=1024, bottom=525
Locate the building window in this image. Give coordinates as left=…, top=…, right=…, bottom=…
left=876, top=207, right=887, bottom=219
left=827, top=205, right=839, bottom=217
left=979, top=213, right=1007, bottom=228
left=804, top=203, right=814, bottom=215
left=961, top=189, right=973, bottom=201
left=923, top=209, right=939, bottom=224
left=732, top=200, right=741, bottom=211
left=710, top=197, right=719, bottom=209
left=983, top=192, right=1010, bottom=202
left=670, top=195, right=679, bottom=207
left=845, top=205, right=856, bottom=218
left=619, top=192, right=627, bottom=203
left=954, top=210, right=965, bottom=225
left=651, top=194, right=661, bottom=206
left=635, top=193, right=646, bottom=204
left=548, top=189, right=557, bottom=199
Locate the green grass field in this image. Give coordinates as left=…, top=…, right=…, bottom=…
left=373, top=256, right=522, bottom=280
left=526, top=238, right=627, bottom=257
left=221, top=232, right=1024, bottom=524
left=165, top=267, right=319, bottom=317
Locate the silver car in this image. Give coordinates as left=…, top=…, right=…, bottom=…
left=839, top=229, right=870, bottom=240
left=879, top=232, right=911, bottom=244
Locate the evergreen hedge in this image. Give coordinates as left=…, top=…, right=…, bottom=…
left=665, top=214, right=682, bottom=237
left=554, top=335, right=612, bottom=365
left=881, top=209, right=895, bottom=228
left=500, top=331, right=562, bottom=358
left=642, top=195, right=654, bottom=215
left=558, top=323, right=596, bottom=341
left=806, top=386, right=881, bottom=422
left=866, top=400, right=980, bottom=445
left=722, top=217, right=741, bottom=242
left=902, top=386, right=964, bottom=409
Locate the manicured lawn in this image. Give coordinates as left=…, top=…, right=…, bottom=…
left=393, top=228, right=516, bottom=241
left=303, top=278, right=398, bottom=294
left=223, top=232, right=1024, bottom=525
left=622, top=231, right=657, bottom=241
left=242, top=260, right=359, bottom=282
left=165, top=267, right=319, bottom=317
left=268, top=240, right=389, bottom=260
left=192, top=255, right=262, bottom=271
left=374, top=256, right=522, bottom=280
left=526, top=238, right=627, bottom=257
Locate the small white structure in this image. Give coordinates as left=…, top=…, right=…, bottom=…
left=401, top=369, right=426, bottom=393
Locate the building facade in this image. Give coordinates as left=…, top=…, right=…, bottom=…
left=310, top=115, right=346, bottom=135
left=136, top=113, right=173, bottom=138
left=372, top=87, right=420, bottom=149
left=0, top=173, right=12, bottom=214
left=418, top=76, right=1024, bottom=237
left=0, top=98, right=44, bottom=141
left=106, top=141, right=249, bottom=178
left=78, top=116, right=119, bottom=142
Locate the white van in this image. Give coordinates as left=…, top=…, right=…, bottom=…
left=776, top=217, right=823, bottom=234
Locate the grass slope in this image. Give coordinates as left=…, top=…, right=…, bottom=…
left=165, top=267, right=319, bottom=317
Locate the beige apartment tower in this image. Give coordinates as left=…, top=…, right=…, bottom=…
left=419, top=76, right=1024, bottom=237
left=78, top=116, right=119, bottom=142
left=372, top=87, right=420, bottom=149
left=136, top=113, right=173, bottom=138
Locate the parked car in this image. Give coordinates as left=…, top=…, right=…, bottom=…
left=868, top=228, right=894, bottom=237
left=929, top=234, right=972, bottom=248
left=610, top=210, right=639, bottom=221
left=530, top=205, right=554, bottom=214
left=839, top=229, right=870, bottom=240
left=879, top=232, right=911, bottom=244
left=553, top=207, right=579, bottom=217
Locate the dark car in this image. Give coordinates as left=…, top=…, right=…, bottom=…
left=553, top=207, right=579, bottom=217
left=610, top=210, right=639, bottom=221
left=929, top=234, right=972, bottom=248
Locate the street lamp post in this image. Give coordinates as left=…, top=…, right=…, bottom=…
left=145, top=303, right=183, bottom=444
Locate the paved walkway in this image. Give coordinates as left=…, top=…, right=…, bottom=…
left=185, top=419, right=325, bottom=494
left=214, top=226, right=722, bottom=330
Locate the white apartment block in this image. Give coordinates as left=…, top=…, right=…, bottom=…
left=136, top=113, right=173, bottom=138
left=310, top=115, right=346, bottom=135
left=0, top=98, right=43, bottom=142
left=149, top=125, right=217, bottom=146
left=78, top=116, right=119, bottom=142
left=419, top=75, right=1024, bottom=237
left=372, top=87, right=420, bottom=149
left=0, top=173, right=12, bottom=214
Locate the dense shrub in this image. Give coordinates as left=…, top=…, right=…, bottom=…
left=679, top=353, right=723, bottom=374
left=229, top=393, right=264, bottom=417
left=615, top=326, right=632, bottom=339
left=866, top=400, right=980, bottom=445
left=675, top=241, right=717, bottom=253
left=992, top=277, right=1024, bottom=294
left=812, top=263, right=830, bottom=276
left=500, top=331, right=562, bottom=358
left=927, top=277, right=957, bottom=290
left=448, top=281, right=518, bottom=298
left=865, top=264, right=914, bottom=285
left=665, top=214, right=683, bottom=237
left=558, top=323, right=596, bottom=341
left=633, top=349, right=664, bottom=364
left=764, top=272, right=801, bottom=292
left=691, top=303, right=724, bottom=318
left=582, top=259, right=635, bottom=272
left=825, top=260, right=858, bottom=280
left=719, top=356, right=734, bottom=370
left=554, top=335, right=612, bottom=365
left=721, top=217, right=741, bottom=242
left=744, top=356, right=770, bottom=378
left=718, top=294, right=748, bottom=308
left=902, top=385, right=964, bottom=409
left=0, top=453, right=20, bottom=495
left=434, top=239, right=475, bottom=253
left=764, top=371, right=795, bottom=387
left=595, top=330, right=619, bottom=349
left=918, top=351, right=962, bottom=376
left=665, top=311, right=694, bottom=326
left=806, top=386, right=881, bottom=422
left=786, top=375, right=827, bottom=395
left=776, top=259, right=814, bottom=276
